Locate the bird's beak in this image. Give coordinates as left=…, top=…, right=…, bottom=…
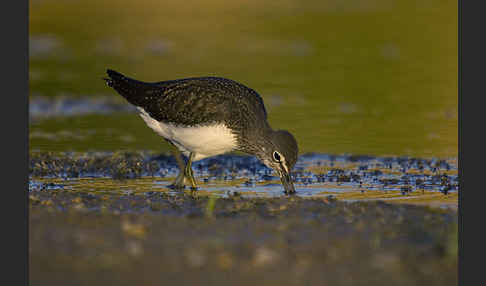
left=279, top=168, right=296, bottom=195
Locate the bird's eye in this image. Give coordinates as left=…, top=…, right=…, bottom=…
left=273, top=151, right=281, bottom=162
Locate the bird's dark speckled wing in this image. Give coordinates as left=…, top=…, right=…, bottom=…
left=104, top=69, right=268, bottom=129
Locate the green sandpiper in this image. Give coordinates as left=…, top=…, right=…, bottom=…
left=104, top=69, right=298, bottom=194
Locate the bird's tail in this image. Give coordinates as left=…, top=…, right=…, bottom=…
left=103, top=69, right=151, bottom=105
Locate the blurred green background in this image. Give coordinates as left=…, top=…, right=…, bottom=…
left=29, top=0, right=457, bottom=158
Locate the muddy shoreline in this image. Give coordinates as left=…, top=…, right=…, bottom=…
left=30, top=192, right=457, bottom=286
left=29, top=151, right=457, bottom=285
left=29, top=151, right=458, bottom=206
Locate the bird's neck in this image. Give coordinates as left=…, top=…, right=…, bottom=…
left=236, top=125, right=275, bottom=158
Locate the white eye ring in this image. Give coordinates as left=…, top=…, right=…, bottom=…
left=273, top=151, right=282, bottom=162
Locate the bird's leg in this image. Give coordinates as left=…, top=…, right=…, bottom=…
left=167, top=142, right=187, bottom=190
left=184, top=152, right=198, bottom=190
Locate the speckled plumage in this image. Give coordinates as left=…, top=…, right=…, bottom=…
left=104, top=69, right=298, bottom=193
left=104, top=69, right=271, bottom=154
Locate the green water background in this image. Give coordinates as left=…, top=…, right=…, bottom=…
left=29, top=0, right=457, bottom=158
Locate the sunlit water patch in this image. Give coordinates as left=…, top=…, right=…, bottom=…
left=29, top=151, right=458, bottom=209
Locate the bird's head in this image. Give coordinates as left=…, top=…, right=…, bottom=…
left=259, top=130, right=298, bottom=194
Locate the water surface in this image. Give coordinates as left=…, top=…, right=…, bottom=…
left=29, top=0, right=457, bottom=158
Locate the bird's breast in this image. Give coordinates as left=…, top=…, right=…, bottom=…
left=137, top=107, right=237, bottom=161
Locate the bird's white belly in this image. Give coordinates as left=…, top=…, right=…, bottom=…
left=137, top=107, right=237, bottom=161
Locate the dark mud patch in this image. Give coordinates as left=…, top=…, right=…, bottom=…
left=29, top=192, right=457, bottom=286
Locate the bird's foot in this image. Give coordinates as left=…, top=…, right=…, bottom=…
left=284, top=189, right=297, bottom=196
left=167, top=183, right=185, bottom=190
left=168, top=172, right=186, bottom=190
left=167, top=175, right=198, bottom=191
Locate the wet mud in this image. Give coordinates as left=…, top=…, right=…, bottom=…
left=29, top=151, right=458, bottom=207
left=29, top=151, right=457, bottom=286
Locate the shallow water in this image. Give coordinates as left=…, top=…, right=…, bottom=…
left=29, top=151, right=458, bottom=209
left=29, top=0, right=457, bottom=158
